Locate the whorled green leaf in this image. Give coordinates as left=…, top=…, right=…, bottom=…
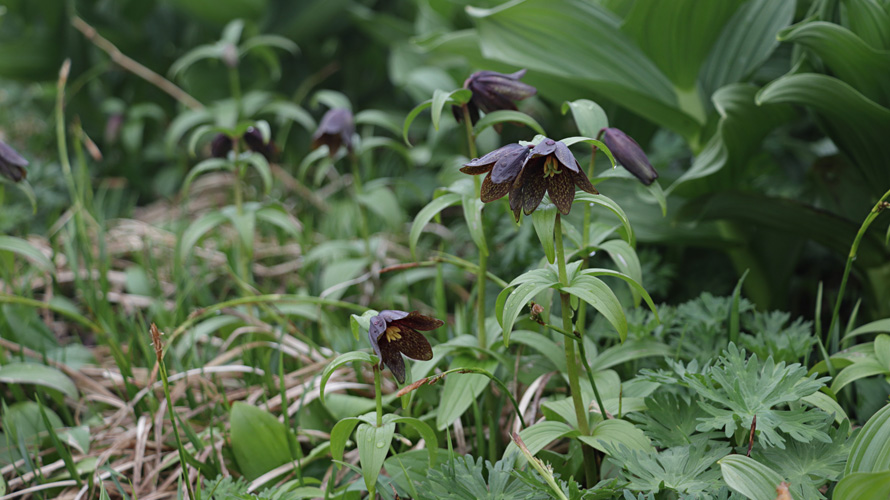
left=472, top=110, right=545, bottom=136
left=166, top=108, right=214, bottom=151
left=221, top=203, right=257, bottom=253
left=831, top=355, right=886, bottom=394
left=560, top=136, right=616, bottom=168
left=461, top=194, right=488, bottom=257
left=531, top=204, right=557, bottom=264
left=561, top=99, right=608, bottom=138
left=580, top=268, right=659, bottom=322
left=186, top=124, right=217, bottom=157
left=242, top=152, right=272, bottom=196
left=840, top=0, right=890, bottom=51
left=181, top=158, right=233, bottom=195
left=562, top=274, right=628, bottom=342
left=497, top=278, right=559, bottom=346
left=239, top=34, right=299, bottom=57
left=389, top=416, right=438, bottom=466
left=409, top=192, right=461, bottom=260
left=0, top=362, right=77, bottom=399
left=436, top=355, right=499, bottom=430
left=588, top=339, right=672, bottom=372
left=719, top=454, right=785, bottom=500
left=834, top=471, right=890, bottom=500
left=330, top=417, right=361, bottom=463
left=168, top=43, right=225, bottom=79
left=230, top=402, right=294, bottom=481
left=574, top=192, right=634, bottom=246
left=356, top=422, right=395, bottom=495
left=256, top=204, right=301, bottom=237
left=846, top=318, right=890, bottom=341
left=351, top=310, right=378, bottom=342
left=597, top=240, right=642, bottom=306
left=578, top=419, right=653, bottom=454
left=261, top=101, right=316, bottom=132
left=320, top=351, right=376, bottom=406
left=845, top=402, right=890, bottom=475
left=402, top=89, right=471, bottom=145
left=0, top=236, right=53, bottom=272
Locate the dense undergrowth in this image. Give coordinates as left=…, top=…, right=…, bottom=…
left=2, top=1, right=890, bottom=499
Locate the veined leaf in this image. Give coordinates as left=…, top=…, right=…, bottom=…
left=472, top=110, right=545, bottom=136
left=561, top=99, right=608, bottom=138
left=230, top=402, right=294, bottom=481
left=0, top=362, right=77, bottom=399
left=834, top=471, right=890, bottom=500
left=720, top=454, right=785, bottom=500
left=320, top=351, right=375, bottom=406
left=436, top=355, right=499, bottom=430
left=562, top=274, right=628, bottom=342
left=356, top=422, right=395, bottom=495
left=845, top=402, right=890, bottom=475
left=409, top=192, right=461, bottom=260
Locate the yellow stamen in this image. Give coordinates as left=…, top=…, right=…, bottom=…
left=542, top=156, right=561, bottom=178
left=384, top=326, right=402, bottom=342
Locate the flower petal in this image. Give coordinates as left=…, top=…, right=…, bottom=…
left=379, top=342, right=407, bottom=384
left=529, top=138, right=557, bottom=158
left=392, top=328, right=434, bottom=361
left=378, top=310, right=410, bottom=322
left=368, top=315, right=387, bottom=359
left=460, top=164, right=493, bottom=175
left=490, top=145, right=529, bottom=184
left=521, top=162, right=548, bottom=215
left=554, top=142, right=580, bottom=172
left=547, top=170, right=575, bottom=215
left=481, top=173, right=512, bottom=202
left=569, top=168, right=599, bottom=195
left=463, top=143, right=518, bottom=168
left=508, top=182, right=523, bottom=222
left=397, top=311, right=444, bottom=331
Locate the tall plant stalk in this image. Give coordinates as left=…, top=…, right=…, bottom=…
left=461, top=104, right=488, bottom=348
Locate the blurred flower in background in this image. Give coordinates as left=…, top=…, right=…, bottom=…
left=0, top=139, right=28, bottom=183
left=311, top=108, right=354, bottom=157
left=453, top=69, right=537, bottom=125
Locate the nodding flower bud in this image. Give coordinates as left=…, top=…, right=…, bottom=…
left=311, top=108, right=354, bottom=157
left=209, top=127, right=277, bottom=162
left=452, top=69, right=537, bottom=125
left=0, top=139, right=29, bottom=183
left=600, top=128, right=658, bottom=186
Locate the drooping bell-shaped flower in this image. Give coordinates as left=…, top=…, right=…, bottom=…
left=368, top=310, right=442, bottom=384
left=453, top=69, right=537, bottom=125
left=0, top=139, right=28, bottom=183
left=311, top=108, right=354, bottom=157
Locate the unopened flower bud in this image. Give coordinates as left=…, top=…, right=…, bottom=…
left=0, top=139, right=28, bottom=183
left=600, top=128, right=658, bottom=185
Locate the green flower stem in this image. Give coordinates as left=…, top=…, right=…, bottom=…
left=228, top=66, right=242, bottom=118
left=829, top=189, right=890, bottom=353
left=349, top=153, right=372, bottom=255
left=555, top=214, right=599, bottom=485
left=154, top=327, right=196, bottom=500
left=461, top=104, right=489, bottom=349
left=373, top=364, right=383, bottom=427
left=574, top=149, right=596, bottom=339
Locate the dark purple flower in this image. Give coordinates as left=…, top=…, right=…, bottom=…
left=462, top=138, right=598, bottom=221
left=0, top=139, right=28, bottom=183
left=209, top=127, right=277, bottom=162
left=454, top=69, right=537, bottom=125
left=210, top=134, right=234, bottom=159
left=600, top=128, right=657, bottom=185
left=369, top=310, right=442, bottom=384
left=311, top=108, right=354, bottom=157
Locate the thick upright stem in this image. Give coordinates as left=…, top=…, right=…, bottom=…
left=461, top=104, right=488, bottom=348
left=373, top=364, right=383, bottom=427
left=349, top=153, right=371, bottom=255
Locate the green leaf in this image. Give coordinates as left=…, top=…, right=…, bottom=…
left=461, top=194, right=488, bottom=257
left=561, top=99, right=608, bottom=138
left=531, top=204, right=557, bottom=264
left=834, top=471, right=890, bottom=500
left=182, top=158, right=233, bottom=195
left=574, top=192, right=634, bottom=246
left=503, top=420, right=573, bottom=459
left=169, top=43, right=224, bottom=79
left=409, top=192, right=461, bottom=260
left=351, top=310, right=378, bottom=342
left=499, top=278, right=559, bottom=346
left=562, top=275, right=628, bottom=342
left=844, top=318, right=890, bottom=341
left=312, top=89, right=352, bottom=111
left=779, top=21, right=890, bottom=104
left=221, top=204, right=257, bottom=253
left=801, top=391, right=849, bottom=425
left=403, top=89, right=471, bottom=145
left=436, top=355, right=499, bottom=430
left=0, top=236, right=53, bottom=272
left=719, top=454, right=785, bottom=500
left=356, top=422, right=395, bottom=495
left=230, top=402, right=293, bottom=481
left=320, top=351, right=376, bottom=406
left=560, top=136, right=616, bottom=168
left=597, top=239, right=643, bottom=306
left=840, top=0, right=890, bottom=50
left=467, top=0, right=700, bottom=138
left=239, top=34, right=299, bottom=56
left=588, top=339, right=672, bottom=372
left=256, top=204, right=300, bottom=237
left=845, top=402, right=890, bottom=474
left=757, top=73, right=890, bottom=193
left=354, top=109, right=402, bottom=137
left=700, top=0, right=796, bottom=96
left=0, top=362, right=77, bottom=399
left=510, top=330, right=566, bottom=372
left=242, top=152, right=272, bottom=196
left=389, top=416, right=438, bottom=466
left=578, top=419, right=652, bottom=454
left=262, top=101, right=315, bottom=132
left=472, top=110, right=546, bottom=136
left=330, top=417, right=361, bottom=463
left=831, top=356, right=887, bottom=393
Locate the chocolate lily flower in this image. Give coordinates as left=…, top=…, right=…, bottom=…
left=460, top=143, right=530, bottom=203
left=453, top=69, right=537, bottom=125
left=369, top=310, right=442, bottom=384
left=462, top=138, right=598, bottom=221
left=311, top=108, right=354, bottom=156
left=0, top=139, right=28, bottom=183
left=600, top=128, right=657, bottom=185
left=209, top=126, right=277, bottom=161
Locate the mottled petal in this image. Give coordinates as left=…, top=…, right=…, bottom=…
left=459, top=164, right=492, bottom=175
left=547, top=170, right=575, bottom=215
left=529, top=138, right=557, bottom=158
left=490, top=144, right=529, bottom=183
left=379, top=342, right=407, bottom=384
left=508, top=181, right=523, bottom=222
left=396, top=311, right=444, bottom=331
left=569, top=168, right=599, bottom=195
left=554, top=141, right=579, bottom=172
left=392, top=328, right=434, bottom=361
left=521, top=162, right=547, bottom=215
left=481, top=173, right=512, bottom=202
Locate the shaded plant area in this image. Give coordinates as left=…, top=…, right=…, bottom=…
left=2, top=1, right=890, bottom=499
